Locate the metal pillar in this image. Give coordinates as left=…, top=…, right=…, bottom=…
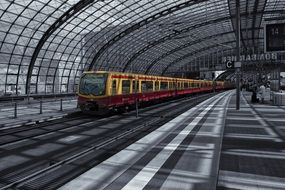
left=40, top=100, right=43, bottom=114
left=14, top=102, right=17, bottom=118
left=135, top=98, right=139, bottom=117
left=135, top=81, right=139, bottom=118
left=60, top=99, right=63, bottom=111
left=235, top=0, right=241, bottom=110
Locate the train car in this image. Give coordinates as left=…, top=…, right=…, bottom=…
left=77, top=71, right=225, bottom=114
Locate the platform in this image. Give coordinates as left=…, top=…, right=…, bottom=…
left=59, top=90, right=285, bottom=190
left=0, top=98, right=78, bottom=129
left=217, top=91, right=285, bottom=190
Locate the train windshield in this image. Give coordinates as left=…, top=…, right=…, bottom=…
left=79, top=73, right=107, bottom=96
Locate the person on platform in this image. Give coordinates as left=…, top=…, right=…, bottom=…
left=251, top=85, right=258, bottom=103
left=259, top=84, right=266, bottom=103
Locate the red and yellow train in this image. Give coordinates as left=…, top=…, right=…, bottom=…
left=77, top=71, right=227, bottom=113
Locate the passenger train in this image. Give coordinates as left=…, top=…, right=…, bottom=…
left=77, top=71, right=228, bottom=114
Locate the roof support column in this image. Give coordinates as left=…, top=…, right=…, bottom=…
left=235, top=0, right=241, bottom=110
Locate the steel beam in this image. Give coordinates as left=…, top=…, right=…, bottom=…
left=123, top=10, right=278, bottom=74
left=235, top=0, right=241, bottom=110
left=147, top=29, right=261, bottom=75
left=26, top=0, right=97, bottom=94
left=162, top=37, right=263, bottom=75
left=88, top=0, right=208, bottom=71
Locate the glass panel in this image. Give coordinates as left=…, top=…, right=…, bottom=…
left=122, top=80, right=130, bottom=94
left=79, top=73, right=107, bottom=96
left=141, top=81, right=153, bottom=92
left=132, top=80, right=138, bottom=93
left=160, top=82, right=168, bottom=90
left=112, top=80, right=117, bottom=95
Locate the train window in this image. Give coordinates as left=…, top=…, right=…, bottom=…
left=112, top=80, right=117, bottom=95
left=122, top=80, right=130, bottom=94
left=141, top=81, right=153, bottom=92
left=79, top=73, right=107, bottom=96
left=160, top=82, right=168, bottom=90
left=184, top=82, right=188, bottom=88
left=155, top=81, right=159, bottom=91
left=148, top=81, right=153, bottom=91
left=132, top=80, right=138, bottom=93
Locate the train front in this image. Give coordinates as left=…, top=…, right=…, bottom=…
left=77, top=72, right=109, bottom=113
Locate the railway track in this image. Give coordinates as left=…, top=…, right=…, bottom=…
left=0, top=113, right=94, bottom=146
left=0, top=93, right=211, bottom=146
left=0, top=92, right=220, bottom=190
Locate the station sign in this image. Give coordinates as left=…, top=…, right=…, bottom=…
left=226, top=60, right=234, bottom=69
left=265, top=23, right=285, bottom=52
left=225, top=61, right=241, bottom=69
left=222, top=52, right=277, bottom=63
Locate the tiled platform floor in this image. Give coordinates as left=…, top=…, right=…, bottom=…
left=217, top=91, right=285, bottom=190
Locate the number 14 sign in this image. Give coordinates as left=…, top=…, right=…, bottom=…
left=265, top=23, right=285, bottom=52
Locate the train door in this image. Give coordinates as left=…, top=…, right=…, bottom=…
left=112, top=80, right=117, bottom=96
left=174, top=80, right=178, bottom=96
left=184, top=81, right=188, bottom=94
left=155, top=80, right=160, bottom=91
left=132, top=79, right=139, bottom=103
left=132, top=79, right=139, bottom=94
left=212, top=81, right=216, bottom=91
left=169, top=81, right=173, bottom=90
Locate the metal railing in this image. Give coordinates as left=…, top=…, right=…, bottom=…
left=0, top=95, right=78, bottom=119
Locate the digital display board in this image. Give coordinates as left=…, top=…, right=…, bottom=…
left=265, top=23, right=285, bottom=52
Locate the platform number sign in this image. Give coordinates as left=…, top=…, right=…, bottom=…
left=265, top=23, right=285, bottom=52
left=226, top=60, right=234, bottom=69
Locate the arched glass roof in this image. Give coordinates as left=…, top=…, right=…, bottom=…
left=0, top=0, right=284, bottom=96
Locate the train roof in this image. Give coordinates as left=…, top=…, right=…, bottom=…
left=82, top=71, right=220, bottom=82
